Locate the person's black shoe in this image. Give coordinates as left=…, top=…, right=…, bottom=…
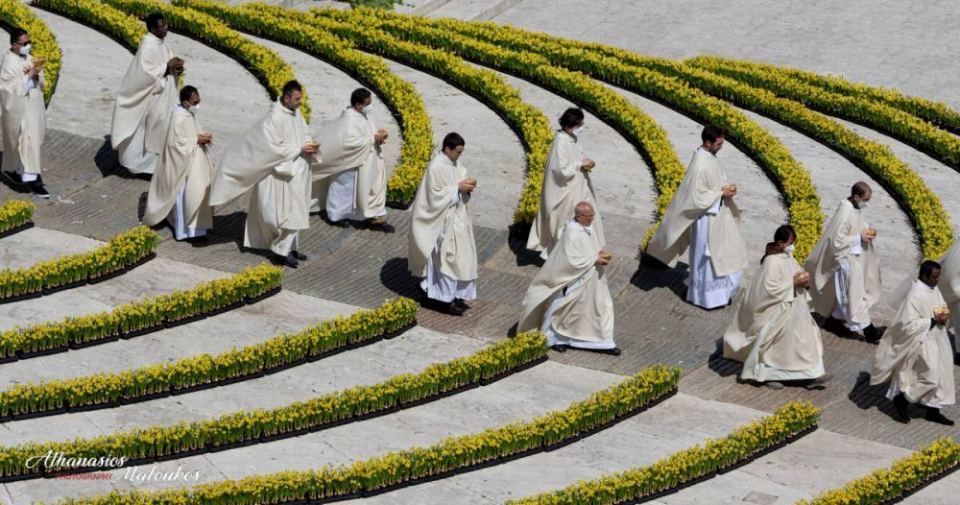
left=550, top=344, right=568, bottom=353
left=892, top=393, right=911, bottom=423
left=1, top=171, right=24, bottom=187
left=593, top=347, right=622, bottom=356
left=329, top=219, right=349, bottom=228
left=366, top=219, right=395, bottom=233
left=453, top=298, right=470, bottom=310
left=27, top=179, right=50, bottom=199
left=271, top=252, right=299, bottom=269
left=292, top=250, right=308, bottom=261
left=926, top=408, right=955, bottom=426
left=184, top=235, right=209, bottom=244
left=863, top=324, right=886, bottom=344
left=446, top=301, right=466, bottom=316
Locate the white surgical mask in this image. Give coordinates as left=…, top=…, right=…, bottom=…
left=573, top=126, right=584, bottom=137
left=190, top=103, right=200, bottom=112
left=784, top=244, right=795, bottom=255
left=362, top=104, right=373, bottom=115
left=859, top=201, right=869, bottom=210
left=19, top=44, right=30, bottom=56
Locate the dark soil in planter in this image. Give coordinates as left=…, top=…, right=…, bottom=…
left=0, top=220, right=34, bottom=239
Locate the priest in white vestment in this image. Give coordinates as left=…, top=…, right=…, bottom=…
left=312, top=88, right=392, bottom=232
left=870, top=260, right=955, bottom=425
left=527, top=107, right=604, bottom=259
left=646, top=125, right=747, bottom=309
left=111, top=13, right=182, bottom=176
left=518, top=201, right=619, bottom=355
left=804, top=182, right=884, bottom=342
left=142, top=85, right=212, bottom=241
left=209, top=80, right=318, bottom=268
left=723, top=225, right=828, bottom=389
left=938, top=239, right=960, bottom=360
left=408, top=133, right=477, bottom=316
left=0, top=28, right=48, bottom=197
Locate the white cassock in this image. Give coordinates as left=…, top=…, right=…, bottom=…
left=871, top=279, right=955, bottom=408
left=724, top=251, right=825, bottom=383
left=408, top=151, right=477, bottom=303
left=209, top=100, right=316, bottom=256
left=646, top=147, right=747, bottom=309
left=111, top=32, right=178, bottom=175
left=939, top=241, right=960, bottom=345
left=310, top=107, right=386, bottom=222
left=518, top=219, right=615, bottom=349
left=142, top=105, right=213, bottom=240
left=804, top=199, right=882, bottom=331
left=0, top=52, right=45, bottom=181
left=526, top=131, right=604, bottom=259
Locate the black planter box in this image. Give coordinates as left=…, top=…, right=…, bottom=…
left=245, top=285, right=282, bottom=305
left=0, top=220, right=34, bottom=239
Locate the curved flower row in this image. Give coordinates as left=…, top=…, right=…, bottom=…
left=57, top=365, right=681, bottom=505
left=0, top=225, right=158, bottom=304
left=0, top=263, right=282, bottom=362
left=688, top=57, right=960, bottom=135
left=796, top=438, right=960, bottom=505
left=1, top=0, right=61, bottom=104
left=353, top=9, right=823, bottom=257
left=324, top=8, right=684, bottom=233
left=0, top=331, right=545, bottom=480
left=0, top=295, right=413, bottom=419
left=206, top=1, right=554, bottom=220
left=0, top=200, right=35, bottom=235
left=686, top=56, right=960, bottom=168
left=507, top=401, right=820, bottom=504
left=31, top=0, right=143, bottom=54
left=173, top=0, right=432, bottom=206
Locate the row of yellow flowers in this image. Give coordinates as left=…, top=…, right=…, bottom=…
left=173, top=0, right=433, bottom=205
left=56, top=365, right=681, bottom=504
left=506, top=401, right=820, bottom=504
left=0, top=332, right=546, bottom=479
left=196, top=1, right=554, bottom=218
left=323, top=8, right=684, bottom=231
left=0, top=200, right=34, bottom=235
left=0, top=294, right=411, bottom=417
left=0, top=263, right=282, bottom=361
left=796, top=438, right=960, bottom=505
left=689, top=57, right=960, bottom=135
left=686, top=56, right=960, bottom=167
left=0, top=225, right=158, bottom=303
left=31, top=0, right=145, bottom=53
left=351, top=9, right=823, bottom=258
left=1, top=0, right=61, bottom=104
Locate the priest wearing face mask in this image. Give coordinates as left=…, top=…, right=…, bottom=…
left=527, top=107, right=603, bottom=260
left=646, top=125, right=748, bottom=309
left=142, top=85, right=213, bottom=242
left=723, top=225, right=829, bottom=390
left=804, top=182, right=884, bottom=342
left=0, top=28, right=48, bottom=197
left=312, top=88, right=392, bottom=233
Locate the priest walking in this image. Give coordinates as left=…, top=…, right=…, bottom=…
left=871, top=260, right=955, bottom=425
left=142, top=85, right=213, bottom=242
left=209, top=80, right=318, bottom=268
left=646, top=125, right=747, bottom=309
left=408, top=133, right=477, bottom=316
left=518, top=201, right=619, bottom=355
left=527, top=107, right=603, bottom=260
left=0, top=28, right=48, bottom=197
left=111, top=12, right=182, bottom=176
left=938, top=239, right=960, bottom=360
left=312, top=88, right=392, bottom=232
left=805, top=182, right=884, bottom=342
left=723, top=225, right=828, bottom=389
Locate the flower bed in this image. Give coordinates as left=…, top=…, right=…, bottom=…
left=31, top=0, right=145, bottom=52
left=1, top=0, right=61, bottom=104
left=0, top=200, right=35, bottom=238
left=0, top=332, right=547, bottom=481
left=0, top=226, right=158, bottom=305
left=506, top=401, right=821, bottom=505
left=56, top=365, right=681, bottom=505
left=0, top=295, right=413, bottom=419
left=172, top=0, right=433, bottom=207
left=0, top=263, right=282, bottom=363
left=796, top=438, right=960, bottom=505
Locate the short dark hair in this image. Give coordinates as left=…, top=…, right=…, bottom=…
left=282, top=80, right=302, bottom=97
left=180, top=85, right=198, bottom=103
left=851, top=181, right=871, bottom=198
left=773, top=224, right=796, bottom=244
left=919, top=260, right=941, bottom=279
left=701, top=124, right=725, bottom=143
left=350, top=88, right=372, bottom=107
left=9, top=28, right=27, bottom=45
left=145, top=13, right=165, bottom=31
left=442, top=132, right=465, bottom=151
left=559, top=107, right=585, bottom=129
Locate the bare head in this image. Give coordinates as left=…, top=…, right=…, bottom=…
left=559, top=107, right=585, bottom=134
left=9, top=28, right=29, bottom=54
left=919, top=260, right=942, bottom=288
left=350, top=87, right=372, bottom=112
left=442, top=132, right=466, bottom=163
left=281, top=80, right=303, bottom=111
left=701, top=124, right=725, bottom=154
left=574, top=201, right=595, bottom=226
left=180, top=85, right=199, bottom=108
left=146, top=13, right=167, bottom=39
left=850, top=181, right=872, bottom=209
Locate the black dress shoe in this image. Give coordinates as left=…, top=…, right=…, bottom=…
left=892, top=393, right=911, bottom=423
left=292, top=250, right=308, bottom=261
left=366, top=219, right=395, bottom=233
left=926, top=408, right=955, bottom=426
left=593, top=347, right=622, bottom=356
left=863, top=324, right=886, bottom=343
left=550, top=344, right=568, bottom=353
left=27, top=179, right=50, bottom=199
left=272, top=253, right=299, bottom=269
left=453, top=298, right=470, bottom=310
left=183, top=235, right=208, bottom=244
left=446, top=301, right=466, bottom=316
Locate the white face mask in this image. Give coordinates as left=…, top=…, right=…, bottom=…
left=784, top=244, right=795, bottom=255
left=573, top=125, right=584, bottom=137
left=362, top=104, right=373, bottom=115
left=19, top=44, right=30, bottom=56
left=190, top=103, right=200, bottom=111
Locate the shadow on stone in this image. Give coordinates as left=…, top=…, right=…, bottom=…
left=379, top=257, right=422, bottom=300
left=848, top=371, right=915, bottom=423
left=707, top=339, right=741, bottom=378
left=507, top=223, right=543, bottom=267
left=630, top=262, right=687, bottom=298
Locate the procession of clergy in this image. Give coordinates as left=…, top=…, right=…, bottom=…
left=4, top=14, right=960, bottom=425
